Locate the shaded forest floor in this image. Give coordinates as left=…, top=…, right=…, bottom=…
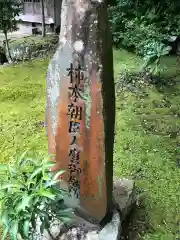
left=0, top=49, right=180, bottom=239
left=114, top=49, right=180, bottom=239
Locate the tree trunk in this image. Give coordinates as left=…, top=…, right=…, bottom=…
left=41, top=0, right=46, bottom=37
left=4, top=31, right=12, bottom=62
left=59, top=0, right=63, bottom=34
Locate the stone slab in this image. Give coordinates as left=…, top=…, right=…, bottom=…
left=113, top=177, right=136, bottom=221
left=29, top=178, right=135, bottom=239
left=98, top=210, right=121, bottom=240
left=46, top=0, right=115, bottom=222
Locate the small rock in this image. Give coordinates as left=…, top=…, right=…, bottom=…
left=98, top=211, right=121, bottom=240
left=113, top=177, right=136, bottom=220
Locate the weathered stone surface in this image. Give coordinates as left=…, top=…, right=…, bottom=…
left=98, top=210, right=121, bottom=240
left=18, top=177, right=135, bottom=240
left=57, top=210, right=121, bottom=240
left=113, top=177, right=136, bottom=221
left=46, top=0, right=115, bottom=222
left=31, top=214, right=100, bottom=240
left=33, top=211, right=120, bottom=240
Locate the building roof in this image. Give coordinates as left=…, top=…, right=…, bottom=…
left=16, top=14, right=54, bottom=24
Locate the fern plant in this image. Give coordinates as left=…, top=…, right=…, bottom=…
left=0, top=151, right=73, bottom=240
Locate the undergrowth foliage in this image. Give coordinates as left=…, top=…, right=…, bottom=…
left=0, top=152, right=73, bottom=240
left=108, top=0, right=180, bottom=72
left=109, top=0, right=180, bottom=52
left=116, top=71, right=153, bottom=94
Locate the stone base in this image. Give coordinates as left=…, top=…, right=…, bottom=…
left=91, top=177, right=136, bottom=240
left=113, top=177, right=136, bottom=221
left=31, top=178, right=135, bottom=240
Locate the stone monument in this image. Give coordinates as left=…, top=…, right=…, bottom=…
left=46, top=0, right=135, bottom=238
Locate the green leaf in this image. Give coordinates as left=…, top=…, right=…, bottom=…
left=31, top=213, right=36, bottom=230
left=23, top=219, right=30, bottom=238
left=29, top=167, right=43, bottom=180
left=16, top=195, right=32, bottom=212
left=42, top=162, right=56, bottom=170
left=18, top=150, right=29, bottom=166
left=55, top=193, right=64, bottom=201
left=42, top=173, right=51, bottom=181
left=0, top=164, right=8, bottom=172
left=44, top=215, right=50, bottom=229
left=53, top=189, right=69, bottom=201
left=13, top=195, right=24, bottom=206
left=8, top=165, right=15, bottom=177
left=0, top=183, right=21, bottom=190
left=168, top=36, right=177, bottom=42
left=39, top=189, right=56, bottom=200
left=0, top=212, right=9, bottom=227
left=53, top=170, right=66, bottom=180
left=11, top=221, right=18, bottom=240
left=57, top=208, right=73, bottom=216
left=27, top=180, right=36, bottom=188
left=44, top=179, right=60, bottom=188
left=2, top=227, right=9, bottom=240
left=21, top=166, right=35, bottom=174
left=40, top=221, right=45, bottom=234
left=20, top=158, right=37, bottom=168
left=36, top=209, right=47, bottom=218
left=32, top=196, right=40, bottom=207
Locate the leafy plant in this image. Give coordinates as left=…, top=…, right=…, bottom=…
left=0, top=151, right=73, bottom=240
left=108, top=0, right=180, bottom=58
left=141, top=41, right=172, bottom=74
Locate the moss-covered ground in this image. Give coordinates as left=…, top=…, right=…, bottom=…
left=0, top=50, right=179, bottom=239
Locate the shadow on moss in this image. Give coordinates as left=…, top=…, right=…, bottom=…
left=116, top=71, right=180, bottom=96
left=121, top=190, right=154, bottom=240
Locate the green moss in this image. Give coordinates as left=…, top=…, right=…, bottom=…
left=115, top=50, right=180, bottom=239
left=0, top=58, right=49, bottom=163
left=113, top=48, right=143, bottom=79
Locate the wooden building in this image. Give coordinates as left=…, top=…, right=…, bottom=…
left=16, top=0, right=61, bottom=35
